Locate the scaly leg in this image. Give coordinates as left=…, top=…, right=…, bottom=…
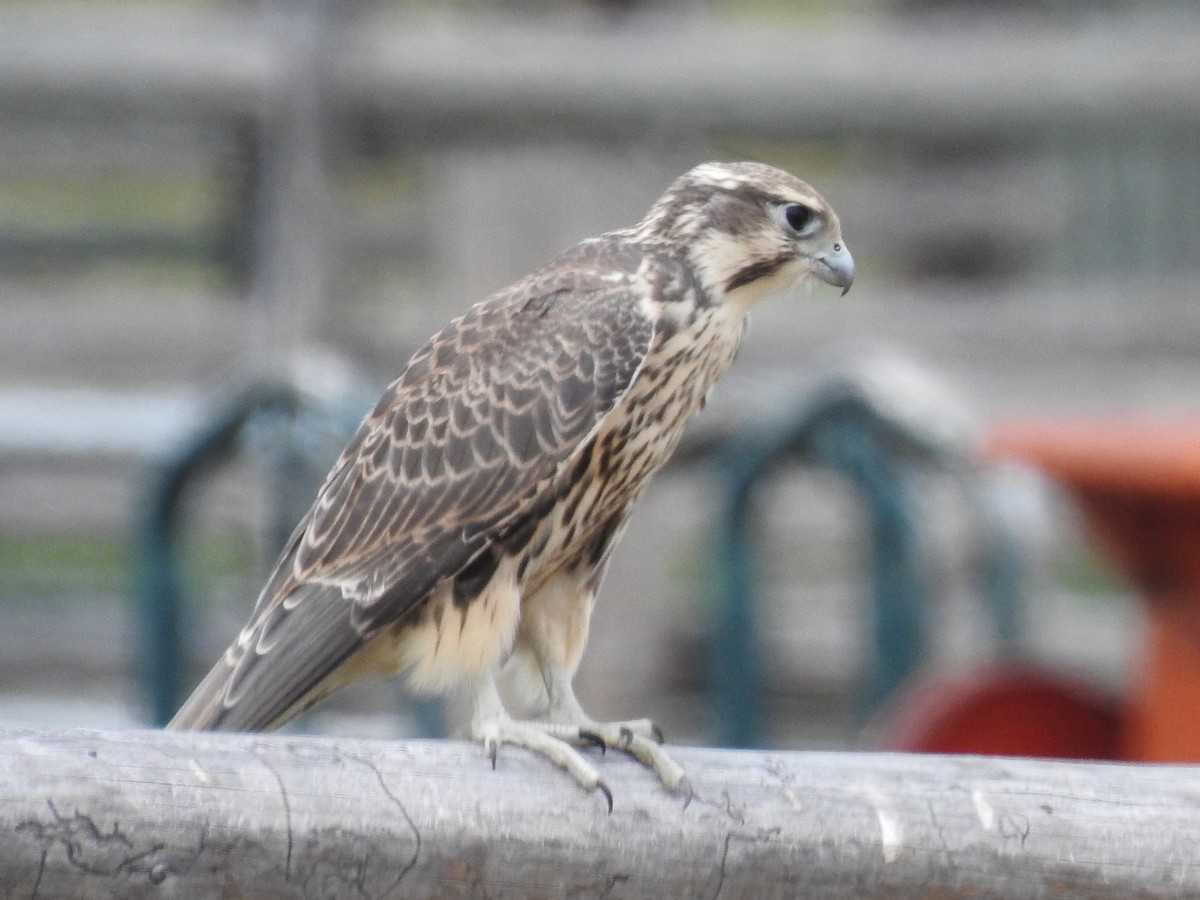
left=469, top=670, right=615, bottom=810
left=469, top=664, right=691, bottom=811
left=539, top=662, right=691, bottom=804
left=471, top=567, right=690, bottom=806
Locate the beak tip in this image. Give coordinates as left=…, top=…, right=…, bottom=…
left=816, top=242, right=855, bottom=296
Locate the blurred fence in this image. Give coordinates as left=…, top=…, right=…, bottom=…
left=1, top=3, right=1196, bottom=734
left=1, top=5, right=1199, bottom=288
left=4, top=7, right=1199, bottom=137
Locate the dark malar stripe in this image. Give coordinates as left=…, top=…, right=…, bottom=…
left=725, top=253, right=793, bottom=293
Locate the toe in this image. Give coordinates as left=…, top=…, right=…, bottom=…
left=474, top=717, right=607, bottom=803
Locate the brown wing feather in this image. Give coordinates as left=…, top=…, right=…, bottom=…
left=169, top=249, right=657, bottom=731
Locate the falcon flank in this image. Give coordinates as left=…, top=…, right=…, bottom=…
left=169, top=161, right=854, bottom=807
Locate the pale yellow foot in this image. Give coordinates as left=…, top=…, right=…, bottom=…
left=472, top=715, right=614, bottom=811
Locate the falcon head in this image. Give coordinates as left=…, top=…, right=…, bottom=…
left=640, top=160, right=854, bottom=306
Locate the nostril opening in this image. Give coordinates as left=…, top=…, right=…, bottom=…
left=833, top=242, right=842, bottom=252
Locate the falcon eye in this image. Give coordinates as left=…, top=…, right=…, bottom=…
left=783, top=203, right=815, bottom=234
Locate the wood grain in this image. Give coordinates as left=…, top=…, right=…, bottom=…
left=1, top=725, right=1198, bottom=898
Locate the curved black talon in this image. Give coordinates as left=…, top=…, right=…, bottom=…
left=488, top=741, right=499, bottom=770
left=596, top=780, right=614, bottom=814
left=677, top=776, right=694, bottom=810
left=649, top=722, right=665, bottom=745
left=578, top=729, right=607, bottom=753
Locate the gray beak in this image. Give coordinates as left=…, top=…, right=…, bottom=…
left=816, top=242, right=855, bottom=295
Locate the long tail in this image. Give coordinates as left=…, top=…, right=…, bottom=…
left=166, top=582, right=366, bottom=733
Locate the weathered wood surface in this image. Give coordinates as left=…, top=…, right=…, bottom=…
left=1, top=726, right=1198, bottom=899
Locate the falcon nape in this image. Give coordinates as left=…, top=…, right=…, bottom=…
left=169, top=161, right=854, bottom=810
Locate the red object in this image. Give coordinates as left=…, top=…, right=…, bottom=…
left=987, top=416, right=1200, bottom=762
left=880, top=666, right=1122, bottom=759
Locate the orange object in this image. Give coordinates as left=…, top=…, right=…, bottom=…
left=879, top=665, right=1122, bottom=759
left=987, top=418, right=1200, bottom=497
left=987, top=416, right=1200, bottom=762
left=1121, top=610, right=1200, bottom=761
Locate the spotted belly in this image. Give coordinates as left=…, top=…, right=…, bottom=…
left=510, top=299, right=747, bottom=593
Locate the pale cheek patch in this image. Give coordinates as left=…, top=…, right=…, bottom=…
left=690, top=231, right=802, bottom=310
left=390, top=558, right=523, bottom=692
left=739, top=258, right=807, bottom=307
left=690, top=231, right=758, bottom=295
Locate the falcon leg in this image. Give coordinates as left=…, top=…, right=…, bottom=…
left=540, top=664, right=692, bottom=804
left=469, top=672, right=614, bottom=811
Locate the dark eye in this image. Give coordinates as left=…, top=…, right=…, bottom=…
left=783, top=203, right=815, bottom=233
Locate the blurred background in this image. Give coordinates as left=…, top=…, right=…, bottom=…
left=2, top=0, right=1199, bottom=757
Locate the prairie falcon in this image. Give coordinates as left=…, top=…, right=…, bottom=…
left=169, top=161, right=854, bottom=807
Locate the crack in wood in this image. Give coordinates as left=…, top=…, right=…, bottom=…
left=252, top=746, right=295, bottom=881
left=341, top=749, right=422, bottom=892
left=15, top=799, right=165, bottom=882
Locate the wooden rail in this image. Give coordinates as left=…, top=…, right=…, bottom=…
left=2, top=725, right=1198, bottom=898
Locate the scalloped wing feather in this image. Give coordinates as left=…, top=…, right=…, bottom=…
left=169, top=249, right=657, bottom=731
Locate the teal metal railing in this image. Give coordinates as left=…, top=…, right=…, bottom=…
left=709, top=374, right=1024, bottom=748
left=133, top=382, right=304, bottom=726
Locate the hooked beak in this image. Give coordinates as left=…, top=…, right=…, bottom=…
left=815, top=242, right=855, bottom=295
